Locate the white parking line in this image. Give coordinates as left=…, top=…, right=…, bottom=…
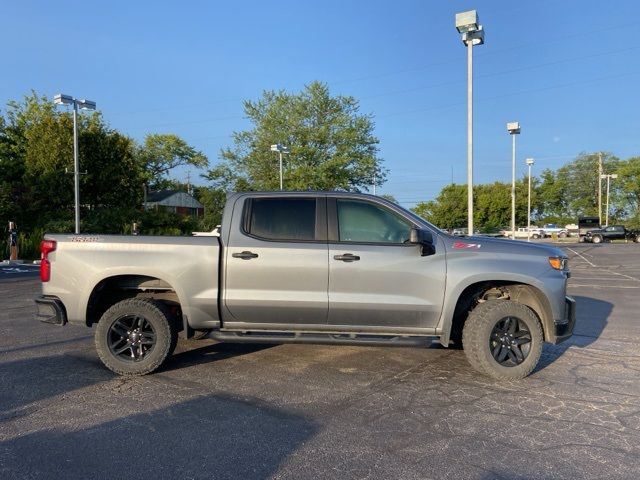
left=569, top=284, right=640, bottom=289
left=567, top=248, right=596, bottom=267
left=569, top=277, right=637, bottom=281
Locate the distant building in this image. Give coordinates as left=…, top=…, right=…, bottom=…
left=144, top=190, right=204, bottom=217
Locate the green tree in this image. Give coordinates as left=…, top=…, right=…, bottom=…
left=137, top=134, right=208, bottom=189
left=617, top=156, right=640, bottom=226
left=412, top=184, right=467, bottom=229
left=536, top=168, right=569, bottom=220
left=0, top=92, right=145, bottom=233
left=552, top=152, right=620, bottom=218
left=194, top=186, right=226, bottom=230
left=412, top=180, right=536, bottom=231
left=206, top=81, right=385, bottom=192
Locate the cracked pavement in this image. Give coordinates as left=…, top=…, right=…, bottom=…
left=1, top=243, right=639, bottom=479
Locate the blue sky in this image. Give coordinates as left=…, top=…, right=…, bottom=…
left=2, top=0, right=639, bottom=207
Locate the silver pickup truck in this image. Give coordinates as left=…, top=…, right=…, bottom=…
left=35, top=191, right=575, bottom=380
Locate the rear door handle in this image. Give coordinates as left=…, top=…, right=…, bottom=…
left=232, top=251, right=259, bottom=260
left=333, top=253, right=360, bottom=262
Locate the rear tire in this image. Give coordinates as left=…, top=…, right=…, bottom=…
left=592, top=235, right=602, bottom=244
left=462, top=300, right=543, bottom=380
left=95, top=298, right=177, bottom=376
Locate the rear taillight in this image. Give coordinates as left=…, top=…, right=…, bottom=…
left=40, top=240, right=57, bottom=282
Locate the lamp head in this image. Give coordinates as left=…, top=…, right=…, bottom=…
left=53, top=94, right=74, bottom=105
left=77, top=99, right=96, bottom=110
left=507, top=122, right=521, bottom=134
left=455, top=10, right=480, bottom=33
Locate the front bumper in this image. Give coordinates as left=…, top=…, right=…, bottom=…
left=553, top=296, right=575, bottom=344
left=35, top=296, right=67, bottom=326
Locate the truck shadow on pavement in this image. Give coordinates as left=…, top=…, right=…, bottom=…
left=0, top=394, right=317, bottom=480
left=0, top=353, right=113, bottom=421
left=162, top=341, right=275, bottom=372
left=536, top=295, right=612, bottom=372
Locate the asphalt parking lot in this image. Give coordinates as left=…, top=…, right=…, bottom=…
left=1, top=242, right=639, bottom=479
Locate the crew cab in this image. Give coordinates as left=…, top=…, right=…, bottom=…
left=35, top=192, right=575, bottom=380
left=584, top=225, right=639, bottom=243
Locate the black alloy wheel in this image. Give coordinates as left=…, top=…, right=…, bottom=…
left=489, top=316, right=532, bottom=367
left=108, top=314, right=157, bottom=362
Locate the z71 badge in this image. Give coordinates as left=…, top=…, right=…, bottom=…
left=453, top=242, right=481, bottom=249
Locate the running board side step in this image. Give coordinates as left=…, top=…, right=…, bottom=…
left=208, top=331, right=433, bottom=347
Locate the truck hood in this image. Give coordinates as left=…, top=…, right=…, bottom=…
left=442, top=234, right=566, bottom=258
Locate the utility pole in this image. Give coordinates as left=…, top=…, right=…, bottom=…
left=601, top=173, right=618, bottom=226
left=598, top=152, right=603, bottom=226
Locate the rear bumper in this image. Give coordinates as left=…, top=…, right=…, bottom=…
left=553, top=296, right=575, bottom=344
left=35, top=296, right=67, bottom=326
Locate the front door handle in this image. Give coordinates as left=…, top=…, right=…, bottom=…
left=333, top=253, right=360, bottom=262
left=232, top=251, right=259, bottom=260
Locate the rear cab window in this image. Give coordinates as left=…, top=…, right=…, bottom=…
left=243, top=197, right=325, bottom=242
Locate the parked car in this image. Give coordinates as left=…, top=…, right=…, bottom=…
left=584, top=225, right=639, bottom=243
left=500, top=227, right=544, bottom=239
left=35, top=191, right=574, bottom=380
left=540, top=224, right=569, bottom=238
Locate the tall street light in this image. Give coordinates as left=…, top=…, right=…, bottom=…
left=456, top=10, right=484, bottom=236
left=526, top=158, right=535, bottom=242
left=601, top=173, right=618, bottom=226
left=270, top=144, right=290, bottom=190
left=507, top=122, right=521, bottom=240
left=54, top=94, right=96, bottom=234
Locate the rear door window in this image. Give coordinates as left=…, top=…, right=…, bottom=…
left=245, top=198, right=317, bottom=241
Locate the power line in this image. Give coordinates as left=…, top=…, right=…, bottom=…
left=329, top=20, right=637, bottom=87
left=360, top=46, right=639, bottom=102
left=377, top=70, right=640, bottom=119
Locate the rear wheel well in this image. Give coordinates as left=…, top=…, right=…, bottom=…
left=449, top=281, right=553, bottom=345
left=86, top=275, right=181, bottom=329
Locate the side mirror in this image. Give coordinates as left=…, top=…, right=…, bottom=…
left=410, top=227, right=436, bottom=256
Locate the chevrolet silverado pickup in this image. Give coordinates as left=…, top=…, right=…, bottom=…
left=35, top=192, right=575, bottom=380
left=583, top=225, right=639, bottom=243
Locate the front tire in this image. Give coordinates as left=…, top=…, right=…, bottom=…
left=95, top=299, right=177, bottom=376
left=462, top=300, right=543, bottom=380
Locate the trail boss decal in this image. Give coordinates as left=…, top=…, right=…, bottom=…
left=453, top=242, right=482, bottom=249
left=69, top=236, right=102, bottom=243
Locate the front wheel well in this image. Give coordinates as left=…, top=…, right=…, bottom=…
left=86, top=275, right=181, bottom=328
left=449, top=281, right=554, bottom=345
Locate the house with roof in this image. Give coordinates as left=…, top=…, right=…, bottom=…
left=144, top=190, right=204, bottom=217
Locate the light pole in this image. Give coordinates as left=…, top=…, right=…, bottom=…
left=526, top=158, right=535, bottom=242
left=507, top=122, right=521, bottom=239
left=270, top=144, right=290, bottom=190
left=598, top=152, right=603, bottom=226
left=456, top=10, right=484, bottom=236
left=601, top=173, right=618, bottom=226
left=53, top=94, right=96, bottom=234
